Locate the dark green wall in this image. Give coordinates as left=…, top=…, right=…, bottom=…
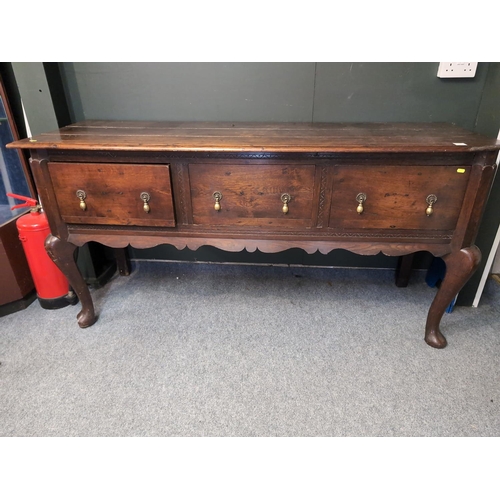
left=61, top=62, right=316, bottom=122
left=60, top=62, right=491, bottom=130
left=313, top=62, right=489, bottom=127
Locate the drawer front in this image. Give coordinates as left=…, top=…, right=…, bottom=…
left=48, top=162, right=175, bottom=227
left=329, top=165, right=470, bottom=230
left=189, top=163, right=316, bottom=227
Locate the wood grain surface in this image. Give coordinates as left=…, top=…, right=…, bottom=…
left=7, top=120, right=500, bottom=153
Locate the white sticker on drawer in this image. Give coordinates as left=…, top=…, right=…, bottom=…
left=453, top=142, right=468, bottom=146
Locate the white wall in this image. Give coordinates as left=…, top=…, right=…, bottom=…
left=492, top=247, right=500, bottom=274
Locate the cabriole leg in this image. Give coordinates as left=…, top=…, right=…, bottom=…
left=425, top=246, right=481, bottom=348
left=45, top=235, right=97, bottom=328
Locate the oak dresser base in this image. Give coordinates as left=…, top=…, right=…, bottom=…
left=8, top=121, right=500, bottom=349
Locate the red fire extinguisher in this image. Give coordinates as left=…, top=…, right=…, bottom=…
left=7, top=193, right=78, bottom=309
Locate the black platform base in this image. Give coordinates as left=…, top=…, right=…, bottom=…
left=38, top=291, right=79, bottom=310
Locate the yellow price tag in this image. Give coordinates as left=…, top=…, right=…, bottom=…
left=457, top=168, right=466, bottom=173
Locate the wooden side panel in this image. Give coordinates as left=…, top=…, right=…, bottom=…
left=0, top=216, right=34, bottom=305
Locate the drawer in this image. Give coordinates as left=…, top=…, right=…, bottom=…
left=189, top=163, right=316, bottom=227
left=329, top=165, right=470, bottom=230
left=48, top=162, right=175, bottom=227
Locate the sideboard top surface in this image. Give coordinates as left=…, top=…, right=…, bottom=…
left=8, top=120, right=500, bottom=154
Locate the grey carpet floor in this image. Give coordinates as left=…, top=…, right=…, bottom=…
left=1, top=261, right=499, bottom=436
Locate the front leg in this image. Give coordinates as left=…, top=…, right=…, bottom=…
left=45, top=235, right=97, bottom=328
left=425, top=246, right=481, bottom=348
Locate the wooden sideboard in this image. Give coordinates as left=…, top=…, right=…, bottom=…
left=8, top=121, right=500, bottom=348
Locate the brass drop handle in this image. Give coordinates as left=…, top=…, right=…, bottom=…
left=140, top=192, right=151, bottom=213
left=281, top=193, right=291, bottom=214
left=426, top=194, right=437, bottom=216
left=213, top=191, right=222, bottom=211
left=76, top=190, right=87, bottom=211
left=356, top=193, right=366, bottom=215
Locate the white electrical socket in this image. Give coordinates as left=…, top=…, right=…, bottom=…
left=437, top=62, right=478, bottom=78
